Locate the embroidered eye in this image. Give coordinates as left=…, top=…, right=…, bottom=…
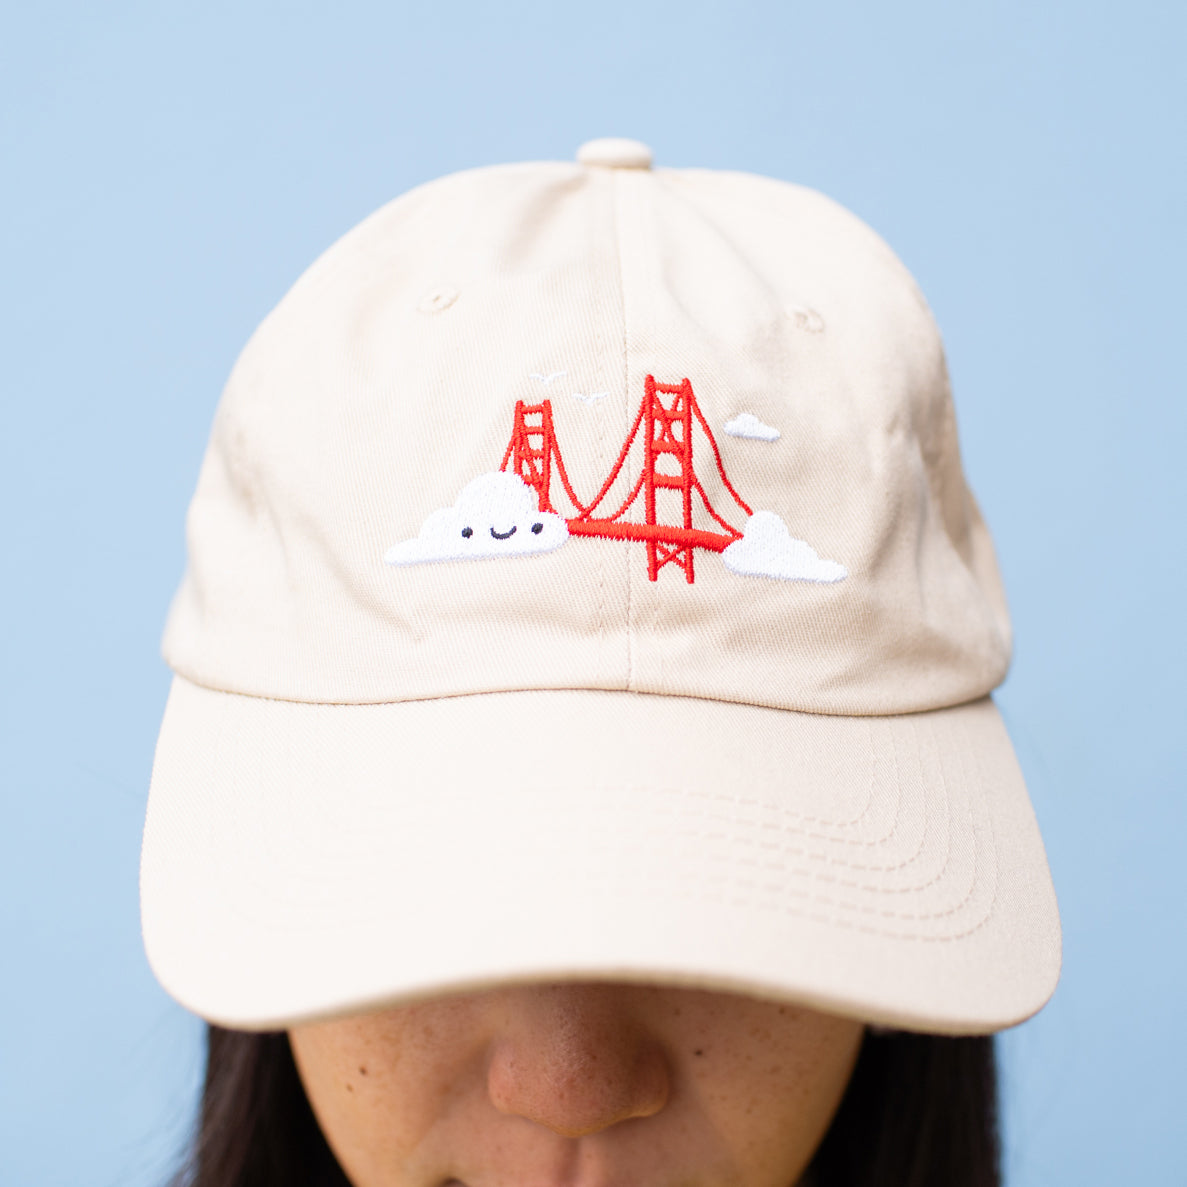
left=461, top=526, right=473, bottom=538
left=531, top=522, right=544, bottom=534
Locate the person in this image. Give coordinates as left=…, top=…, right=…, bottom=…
left=141, top=137, right=1061, bottom=1187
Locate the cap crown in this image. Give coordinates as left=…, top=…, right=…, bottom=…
left=164, top=157, right=1011, bottom=714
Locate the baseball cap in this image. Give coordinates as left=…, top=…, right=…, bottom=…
left=140, top=137, right=1060, bottom=1036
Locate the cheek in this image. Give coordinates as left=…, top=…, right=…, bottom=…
left=688, top=1005, right=865, bottom=1181
left=289, top=1009, right=473, bottom=1186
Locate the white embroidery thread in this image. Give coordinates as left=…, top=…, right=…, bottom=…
left=528, top=370, right=567, bottom=385
left=384, top=472, right=568, bottom=566
left=724, top=412, right=780, bottom=441
left=571, top=390, right=609, bottom=406
left=722, top=511, right=847, bottom=583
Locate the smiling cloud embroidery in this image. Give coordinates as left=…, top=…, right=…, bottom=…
left=384, top=472, right=569, bottom=566
left=724, top=412, right=780, bottom=441
left=722, top=511, right=847, bottom=583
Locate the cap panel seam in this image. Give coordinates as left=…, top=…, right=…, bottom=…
left=610, top=170, right=636, bottom=689
left=588, top=176, right=611, bottom=684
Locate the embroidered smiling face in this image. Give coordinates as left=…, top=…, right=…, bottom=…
left=384, top=472, right=569, bottom=566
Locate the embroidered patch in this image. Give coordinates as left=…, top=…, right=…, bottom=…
left=385, top=375, right=846, bottom=586
left=724, top=411, right=780, bottom=441
left=384, top=472, right=568, bottom=565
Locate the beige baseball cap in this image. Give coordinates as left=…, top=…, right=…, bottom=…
left=140, top=137, right=1060, bottom=1036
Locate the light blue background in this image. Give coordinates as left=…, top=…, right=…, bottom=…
left=2, top=2, right=1183, bottom=1183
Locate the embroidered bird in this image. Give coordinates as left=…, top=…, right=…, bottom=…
left=528, top=370, right=567, bottom=385
left=571, top=390, right=609, bottom=407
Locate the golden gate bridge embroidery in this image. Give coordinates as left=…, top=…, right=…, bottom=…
left=384, top=374, right=847, bottom=585
left=501, top=375, right=751, bottom=584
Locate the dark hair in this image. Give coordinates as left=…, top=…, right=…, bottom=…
left=171, top=1023, right=998, bottom=1187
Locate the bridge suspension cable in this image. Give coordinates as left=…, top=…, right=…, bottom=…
left=500, top=376, right=753, bottom=583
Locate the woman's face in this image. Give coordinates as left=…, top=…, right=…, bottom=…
left=289, top=980, right=864, bottom=1187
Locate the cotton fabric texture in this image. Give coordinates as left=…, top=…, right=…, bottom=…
left=141, top=139, right=1060, bottom=1035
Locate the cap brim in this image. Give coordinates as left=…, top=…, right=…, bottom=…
left=140, top=676, right=1060, bottom=1035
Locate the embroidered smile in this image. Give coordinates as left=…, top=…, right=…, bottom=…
left=458, top=523, right=546, bottom=541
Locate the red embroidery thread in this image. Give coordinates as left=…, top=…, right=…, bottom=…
left=500, top=376, right=753, bottom=584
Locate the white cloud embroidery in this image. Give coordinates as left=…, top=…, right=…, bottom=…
left=722, top=511, right=847, bottom=583
left=384, top=472, right=568, bottom=566
left=723, top=412, right=780, bottom=441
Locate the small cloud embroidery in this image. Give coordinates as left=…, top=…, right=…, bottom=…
left=722, top=511, right=847, bottom=583
left=724, top=412, right=780, bottom=442
left=384, top=472, right=568, bottom=566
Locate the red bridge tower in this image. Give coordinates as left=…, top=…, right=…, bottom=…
left=500, top=376, right=753, bottom=584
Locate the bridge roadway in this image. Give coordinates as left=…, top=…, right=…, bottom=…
left=565, top=518, right=735, bottom=552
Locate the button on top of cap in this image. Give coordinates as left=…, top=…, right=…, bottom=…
left=576, top=138, right=653, bottom=169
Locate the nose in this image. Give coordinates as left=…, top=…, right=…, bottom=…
left=485, top=983, right=671, bottom=1138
